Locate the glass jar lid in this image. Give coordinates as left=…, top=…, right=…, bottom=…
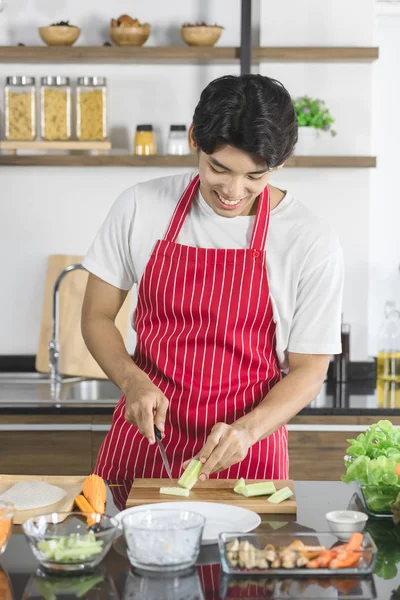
left=170, top=125, right=187, bottom=132
left=136, top=124, right=153, bottom=131
left=40, top=76, right=70, bottom=86
left=77, top=76, right=107, bottom=87
left=6, top=76, right=35, bottom=86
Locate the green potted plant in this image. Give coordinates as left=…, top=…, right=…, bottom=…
left=293, top=96, right=336, bottom=155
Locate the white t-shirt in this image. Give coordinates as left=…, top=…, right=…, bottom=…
left=83, top=172, right=344, bottom=370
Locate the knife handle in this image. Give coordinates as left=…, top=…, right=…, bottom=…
left=154, top=425, right=162, bottom=441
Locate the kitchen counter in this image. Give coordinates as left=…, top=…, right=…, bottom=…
left=1, top=480, right=398, bottom=599
left=1, top=377, right=399, bottom=480
left=0, top=377, right=399, bottom=416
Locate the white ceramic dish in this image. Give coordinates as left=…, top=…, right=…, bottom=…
left=325, top=510, right=368, bottom=541
left=114, top=501, right=261, bottom=545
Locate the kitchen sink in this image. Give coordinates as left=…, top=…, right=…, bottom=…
left=0, top=372, right=121, bottom=404
left=0, top=372, right=83, bottom=384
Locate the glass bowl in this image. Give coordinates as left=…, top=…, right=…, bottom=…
left=358, top=483, right=400, bottom=517
left=0, top=501, right=15, bottom=556
left=121, top=509, right=205, bottom=572
left=22, top=512, right=118, bottom=574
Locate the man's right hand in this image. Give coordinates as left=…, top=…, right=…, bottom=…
left=123, top=373, right=169, bottom=444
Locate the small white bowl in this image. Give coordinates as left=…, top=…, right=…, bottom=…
left=325, top=510, right=368, bottom=541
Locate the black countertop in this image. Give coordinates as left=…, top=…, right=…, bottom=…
left=0, top=380, right=399, bottom=417
left=1, top=481, right=399, bottom=599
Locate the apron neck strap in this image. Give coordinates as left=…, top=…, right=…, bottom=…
left=164, top=174, right=271, bottom=250
left=164, top=174, right=200, bottom=243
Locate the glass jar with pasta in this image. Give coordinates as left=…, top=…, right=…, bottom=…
left=40, top=76, right=71, bottom=141
left=76, top=76, right=107, bottom=141
left=4, top=76, right=36, bottom=141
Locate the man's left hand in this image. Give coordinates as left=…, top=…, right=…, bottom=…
left=182, top=422, right=254, bottom=480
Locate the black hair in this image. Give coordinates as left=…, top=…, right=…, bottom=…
left=192, top=74, right=298, bottom=169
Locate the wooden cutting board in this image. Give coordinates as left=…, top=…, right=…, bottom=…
left=127, top=479, right=297, bottom=514
left=0, top=475, right=86, bottom=524
left=36, top=254, right=131, bottom=379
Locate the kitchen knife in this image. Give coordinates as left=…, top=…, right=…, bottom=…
left=154, top=425, right=173, bottom=480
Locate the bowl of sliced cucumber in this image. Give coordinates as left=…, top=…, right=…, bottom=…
left=22, top=512, right=118, bottom=573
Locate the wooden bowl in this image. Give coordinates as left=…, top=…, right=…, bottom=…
left=180, top=26, right=222, bottom=47
left=109, top=24, right=151, bottom=47
left=38, top=25, right=80, bottom=46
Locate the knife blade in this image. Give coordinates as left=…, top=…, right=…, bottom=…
left=154, top=425, right=173, bottom=480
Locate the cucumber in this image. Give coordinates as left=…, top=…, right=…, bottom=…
left=160, top=487, right=190, bottom=497
left=178, top=459, right=202, bottom=490
left=233, top=478, right=247, bottom=495
left=242, top=482, right=276, bottom=497
left=268, top=486, right=293, bottom=504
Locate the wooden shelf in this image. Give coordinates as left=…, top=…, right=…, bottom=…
left=0, top=140, right=111, bottom=155
left=0, top=154, right=377, bottom=168
left=253, top=47, right=379, bottom=62
left=0, top=45, right=378, bottom=63
left=0, top=46, right=239, bottom=63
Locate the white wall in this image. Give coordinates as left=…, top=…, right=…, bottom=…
left=368, top=11, right=400, bottom=355
left=0, top=0, right=377, bottom=360
left=261, top=0, right=375, bottom=361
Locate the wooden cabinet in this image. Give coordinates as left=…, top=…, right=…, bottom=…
left=288, top=430, right=353, bottom=481
left=0, top=415, right=92, bottom=475
left=0, top=430, right=92, bottom=475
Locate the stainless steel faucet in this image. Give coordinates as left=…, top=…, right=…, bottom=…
left=49, top=263, right=86, bottom=385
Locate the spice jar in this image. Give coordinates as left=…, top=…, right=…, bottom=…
left=4, top=76, right=36, bottom=140
left=76, top=76, right=107, bottom=141
left=40, top=76, right=71, bottom=141
left=167, top=124, right=189, bottom=155
left=134, top=124, right=156, bottom=156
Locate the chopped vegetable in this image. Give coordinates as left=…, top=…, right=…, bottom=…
left=74, top=494, right=96, bottom=527
left=82, top=474, right=106, bottom=514
left=0, top=517, right=12, bottom=550
left=268, top=487, right=293, bottom=504
left=233, top=478, right=247, bottom=495
left=178, top=459, right=202, bottom=490
left=225, top=533, right=365, bottom=571
left=242, top=482, right=276, bottom=497
left=37, top=532, right=103, bottom=562
left=159, top=487, right=190, bottom=497
left=0, top=568, right=12, bottom=600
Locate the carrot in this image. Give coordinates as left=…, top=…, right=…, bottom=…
left=74, top=494, right=97, bottom=527
left=316, top=550, right=336, bottom=568
left=396, top=463, right=400, bottom=478
left=345, top=533, right=363, bottom=552
left=329, top=552, right=360, bottom=569
left=306, top=558, right=321, bottom=569
left=82, top=474, right=107, bottom=514
left=0, top=518, right=11, bottom=550
left=0, top=567, right=12, bottom=600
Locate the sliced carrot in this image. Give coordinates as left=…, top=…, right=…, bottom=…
left=306, top=558, right=321, bottom=569
left=0, top=567, right=12, bottom=600
left=0, top=518, right=11, bottom=549
left=82, top=474, right=107, bottom=514
left=329, top=552, right=360, bottom=569
left=396, top=463, right=400, bottom=478
left=74, top=494, right=97, bottom=527
left=316, top=550, right=336, bottom=568
left=345, top=533, right=363, bottom=552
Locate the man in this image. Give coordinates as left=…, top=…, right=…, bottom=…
left=81, top=74, right=343, bottom=482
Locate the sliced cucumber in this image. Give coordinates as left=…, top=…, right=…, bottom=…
left=178, top=459, right=202, bottom=490
left=268, top=486, right=293, bottom=504
left=242, top=482, right=276, bottom=497
left=160, top=487, right=190, bottom=497
left=268, top=521, right=289, bottom=530
left=233, top=478, right=247, bottom=495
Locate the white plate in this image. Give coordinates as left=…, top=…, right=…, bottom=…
left=114, top=501, right=261, bottom=545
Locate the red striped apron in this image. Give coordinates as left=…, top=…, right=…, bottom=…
left=95, top=174, right=288, bottom=481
